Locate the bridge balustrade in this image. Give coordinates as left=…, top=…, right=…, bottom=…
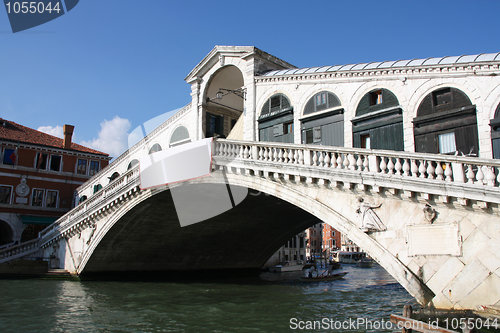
left=213, top=140, right=500, bottom=200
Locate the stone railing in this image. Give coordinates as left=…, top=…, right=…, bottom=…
left=75, top=103, right=192, bottom=195
left=0, top=238, right=40, bottom=263
left=3, top=138, right=500, bottom=264
left=38, top=166, right=141, bottom=247
left=213, top=139, right=500, bottom=204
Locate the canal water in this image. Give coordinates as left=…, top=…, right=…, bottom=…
left=0, top=264, right=415, bottom=332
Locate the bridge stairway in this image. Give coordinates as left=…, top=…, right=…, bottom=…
left=43, top=269, right=79, bottom=280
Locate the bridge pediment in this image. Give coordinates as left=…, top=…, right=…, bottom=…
left=185, top=45, right=295, bottom=84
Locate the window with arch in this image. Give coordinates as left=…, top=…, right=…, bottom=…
left=352, top=88, right=403, bottom=151
left=170, top=126, right=191, bottom=147
left=413, top=87, right=478, bottom=155
left=304, top=91, right=341, bottom=115
left=108, top=172, right=120, bottom=183
left=79, top=195, right=87, bottom=204
left=258, top=94, right=294, bottom=143
left=127, top=159, right=139, bottom=170
left=301, top=91, right=343, bottom=146
left=148, top=143, right=162, bottom=154
left=260, top=94, right=291, bottom=117
left=93, top=184, right=102, bottom=194
left=490, top=102, right=500, bottom=159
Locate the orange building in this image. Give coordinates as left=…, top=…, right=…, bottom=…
left=322, top=223, right=341, bottom=258
left=0, top=118, right=110, bottom=245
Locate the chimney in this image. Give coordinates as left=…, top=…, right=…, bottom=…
left=63, top=124, right=74, bottom=149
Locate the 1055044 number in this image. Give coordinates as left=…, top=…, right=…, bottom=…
left=5, top=1, right=61, bottom=14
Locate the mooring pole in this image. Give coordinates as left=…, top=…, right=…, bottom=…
left=402, top=305, right=413, bottom=333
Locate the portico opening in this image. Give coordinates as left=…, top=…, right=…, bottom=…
left=203, top=65, right=245, bottom=139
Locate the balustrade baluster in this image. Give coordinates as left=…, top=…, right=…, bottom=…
left=411, top=159, right=418, bottom=177
left=426, top=161, right=435, bottom=180
left=330, top=153, right=337, bottom=168
left=435, top=162, right=444, bottom=180
left=387, top=158, right=395, bottom=175
left=444, top=163, right=453, bottom=182
left=312, top=151, right=318, bottom=166
left=379, top=157, right=387, bottom=174
left=283, top=149, right=289, bottom=163
left=342, top=154, right=349, bottom=169
left=278, top=148, right=283, bottom=162
left=418, top=160, right=427, bottom=178
left=476, top=165, right=485, bottom=185
left=485, top=166, right=496, bottom=187
left=319, top=152, right=325, bottom=167
left=356, top=155, right=363, bottom=171
left=294, top=150, right=299, bottom=164
left=243, top=146, right=249, bottom=159
left=466, top=165, right=475, bottom=184
left=337, top=154, right=343, bottom=169
left=363, top=155, right=369, bottom=172
left=323, top=152, right=330, bottom=168
left=395, top=158, right=402, bottom=176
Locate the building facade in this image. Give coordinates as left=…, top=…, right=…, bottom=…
left=0, top=119, right=110, bottom=245
left=322, top=224, right=341, bottom=258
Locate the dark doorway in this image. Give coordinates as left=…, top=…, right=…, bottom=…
left=206, top=112, right=224, bottom=138
left=0, top=220, right=13, bottom=245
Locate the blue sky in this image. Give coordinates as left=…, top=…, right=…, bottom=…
left=0, top=0, right=499, bottom=156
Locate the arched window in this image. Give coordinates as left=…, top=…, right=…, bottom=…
left=301, top=91, right=343, bottom=146
left=352, top=89, right=403, bottom=151
left=304, top=91, right=341, bottom=115
left=127, top=159, right=139, bottom=170
left=108, top=172, right=120, bottom=183
left=258, top=94, right=294, bottom=143
left=170, top=126, right=191, bottom=147
left=149, top=143, right=162, bottom=154
left=413, top=88, right=478, bottom=156
left=490, top=103, right=500, bottom=159
left=93, top=184, right=102, bottom=194
left=79, top=195, right=88, bottom=203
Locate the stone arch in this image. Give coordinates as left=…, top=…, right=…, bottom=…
left=78, top=173, right=432, bottom=305
left=300, top=90, right=344, bottom=146
left=169, top=125, right=191, bottom=147
left=413, top=87, right=478, bottom=156
left=202, top=65, right=245, bottom=139
left=0, top=219, right=13, bottom=245
left=408, top=81, right=481, bottom=122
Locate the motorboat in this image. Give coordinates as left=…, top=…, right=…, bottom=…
left=269, top=261, right=304, bottom=273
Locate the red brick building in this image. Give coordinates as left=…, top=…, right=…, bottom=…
left=0, top=118, right=110, bottom=245
left=322, top=223, right=341, bottom=258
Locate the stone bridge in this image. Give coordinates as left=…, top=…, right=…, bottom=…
left=1, top=138, right=499, bottom=311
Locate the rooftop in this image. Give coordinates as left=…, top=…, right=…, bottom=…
left=261, top=52, right=500, bottom=77
left=0, top=118, right=109, bottom=156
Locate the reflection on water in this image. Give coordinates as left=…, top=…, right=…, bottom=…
left=0, top=265, right=414, bottom=332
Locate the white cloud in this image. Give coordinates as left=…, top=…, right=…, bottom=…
left=81, top=116, right=131, bottom=158
left=37, top=125, right=64, bottom=139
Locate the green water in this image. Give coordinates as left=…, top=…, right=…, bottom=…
left=0, top=265, right=414, bottom=332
